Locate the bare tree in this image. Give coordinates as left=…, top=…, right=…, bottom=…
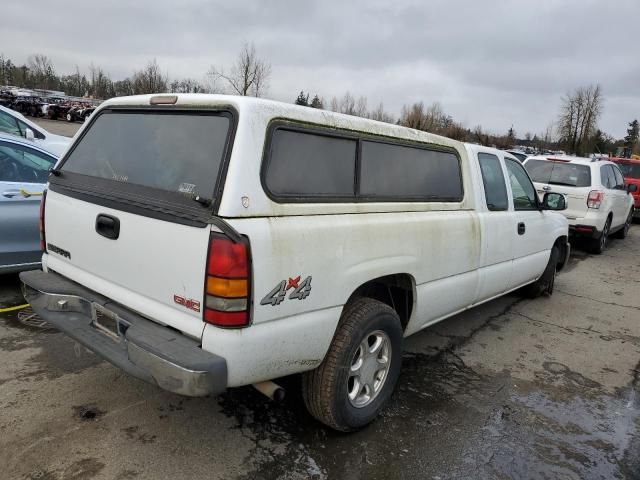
left=28, top=54, right=56, bottom=90
left=558, top=84, right=603, bottom=155
left=399, top=101, right=448, bottom=133
left=355, top=96, right=368, bottom=117
left=208, top=43, right=271, bottom=97
left=89, top=63, right=113, bottom=99
left=170, top=78, right=209, bottom=93
left=132, top=59, right=168, bottom=94
left=368, top=102, right=394, bottom=123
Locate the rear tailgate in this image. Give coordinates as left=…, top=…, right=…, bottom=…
left=44, top=191, right=210, bottom=339
left=43, top=105, right=235, bottom=339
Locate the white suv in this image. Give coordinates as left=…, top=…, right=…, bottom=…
left=524, top=155, right=636, bottom=253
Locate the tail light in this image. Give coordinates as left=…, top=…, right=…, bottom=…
left=587, top=190, right=604, bottom=209
left=39, top=190, right=47, bottom=251
left=203, top=232, right=251, bottom=328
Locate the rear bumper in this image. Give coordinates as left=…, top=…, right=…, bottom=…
left=19, top=270, right=227, bottom=397
left=568, top=224, right=601, bottom=239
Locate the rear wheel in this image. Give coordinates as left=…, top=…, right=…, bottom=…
left=66, top=113, right=73, bottom=122
left=588, top=216, right=611, bottom=254
left=613, top=209, right=633, bottom=239
left=302, top=297, right=403, bottom=431
left=522, top=245, right=559, bottom=298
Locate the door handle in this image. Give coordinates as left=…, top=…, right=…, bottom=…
left=2, top=190, right=21, bottom=198
left=517, top=222, right=526, bottom=235
left=95, top=214, right=120, bottom=240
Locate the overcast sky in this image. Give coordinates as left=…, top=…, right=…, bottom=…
left=2, top=0, right=638, bottom=137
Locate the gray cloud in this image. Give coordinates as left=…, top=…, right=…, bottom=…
left=2, top=0, right=638, bottom=137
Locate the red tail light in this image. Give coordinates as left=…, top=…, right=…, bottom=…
left=587, top=190, right=604, bottom=209
left=203, top=232, right=251, bottom=328
left=39, top=190, right=47, bottom=251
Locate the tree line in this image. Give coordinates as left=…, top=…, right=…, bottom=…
left=1, top=47, right=637, bottom=156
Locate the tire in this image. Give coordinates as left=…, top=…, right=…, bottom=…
left=522, top=245, right=560, bottom=298
left=302, top=297, right=403, bottom=431
left=613, top=209, right=633, bottom=239
left=588, top=216, right=611, bottom=254
left=66, top=113, right=73, bottom=122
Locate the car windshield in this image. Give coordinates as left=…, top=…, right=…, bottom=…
left=616, top=162, right=640, bottom=179
left=525, top=160, right=591, bottom=187
left=61, top=110, right=231, bottom=198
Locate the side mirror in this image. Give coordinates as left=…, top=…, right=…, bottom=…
left=542, top=192, right=567, bottom=211
left=24, top=128, right=35, bottom=141
left=627, top=184, right=638, bottom=193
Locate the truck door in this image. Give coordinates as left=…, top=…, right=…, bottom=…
left=475, top=151, right=514, bottom=302
left=504, top=158, right=550, bottom=287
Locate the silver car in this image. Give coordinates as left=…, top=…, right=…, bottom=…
left=0, top=133, right=58, bottom=273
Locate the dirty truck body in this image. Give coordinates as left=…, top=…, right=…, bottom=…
left=20, top=94, right=569, bottom=430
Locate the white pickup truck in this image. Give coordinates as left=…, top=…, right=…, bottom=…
left=20, top=94, right=569, bottom=431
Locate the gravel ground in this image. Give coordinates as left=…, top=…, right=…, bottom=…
left=0, top=230, right=638, bottom=478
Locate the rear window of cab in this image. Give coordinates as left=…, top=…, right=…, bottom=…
left=263, top=124, right=463, bottom=202
left=60, top=110, right=232, bottom=199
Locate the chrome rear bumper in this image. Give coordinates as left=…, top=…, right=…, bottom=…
left=20, top=270, right=227, bottom=397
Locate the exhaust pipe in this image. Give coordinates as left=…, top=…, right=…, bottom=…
left=252, top=381, right=285, bottom=402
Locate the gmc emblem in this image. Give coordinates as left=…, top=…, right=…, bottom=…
left=173, top=295, right=201, bottom=313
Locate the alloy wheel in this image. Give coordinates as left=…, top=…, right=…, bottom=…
left=348, top=330, right=392, bottom=408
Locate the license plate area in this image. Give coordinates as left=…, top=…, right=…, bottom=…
left=93, top=303, right=128, bottom=340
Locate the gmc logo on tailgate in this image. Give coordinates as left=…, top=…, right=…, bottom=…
left=173, top=295, right=201, bottom=313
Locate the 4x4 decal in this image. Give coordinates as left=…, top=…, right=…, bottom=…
left=261, top=275, right=312, bottom=306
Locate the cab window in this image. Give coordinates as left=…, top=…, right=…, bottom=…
left=505, top=158, right=538, bottom=210
left=477, top=153, right=508, bottom=211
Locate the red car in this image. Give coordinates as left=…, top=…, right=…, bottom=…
left=610, top=157, right=640, bottom=219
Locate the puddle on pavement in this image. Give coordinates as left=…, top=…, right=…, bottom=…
left=0, top=309, right=103, bottom=383
left=219, top=352, right=640, bottom=480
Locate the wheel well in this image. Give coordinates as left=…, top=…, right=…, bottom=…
left=346, top=274, right=415, bottom=331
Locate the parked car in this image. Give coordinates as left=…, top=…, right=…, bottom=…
left=609, top=157, right=640, bottom=220
left=20, top=94, right=570, bottom=431
left=45, top=103, right=72, bottom=121
left=0, top=105, right=72, bottom=156
left=506, top=149, right=528, bottom=162
left=524, top=155, right=637, bottom=253
left=66, top=105, right=96, bottom=123
left=0, top=133, right=58, bottom=274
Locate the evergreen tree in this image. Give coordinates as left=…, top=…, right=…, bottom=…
left=295, top=90, right=309, bottom=106
left=507, top=126, right=516, bottom=144
left=623, top=119, right=639, bottom=158
left=310, top=94, right=323, bottom=109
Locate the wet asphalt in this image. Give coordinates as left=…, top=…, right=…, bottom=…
left=0, top=228, right=638, bottom=480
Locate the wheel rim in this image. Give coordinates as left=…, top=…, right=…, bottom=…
left=347, top=330, right=392, bottom=408
left=600, top=220, right=610, bottom=249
